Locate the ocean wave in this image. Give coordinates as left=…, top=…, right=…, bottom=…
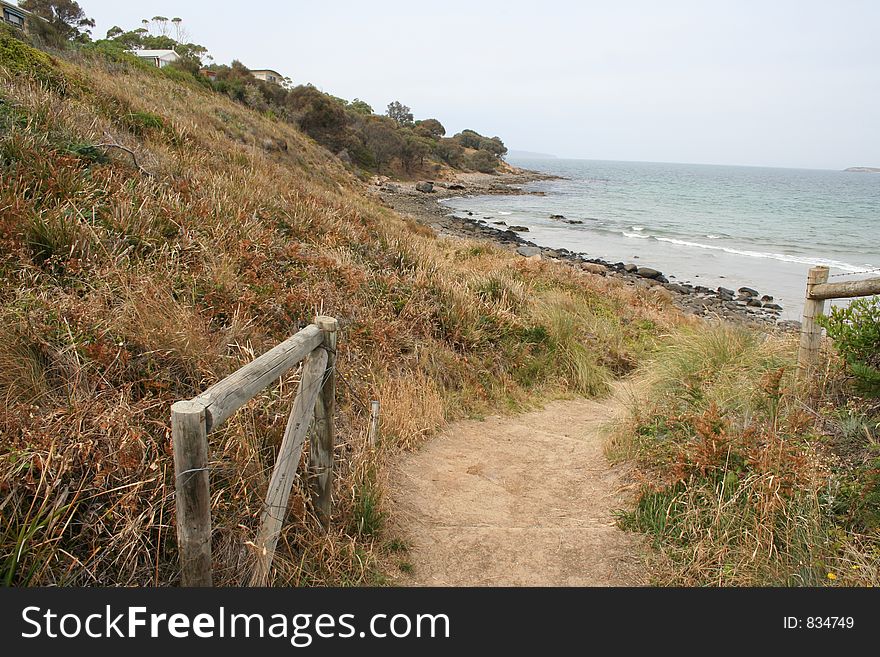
left=631, top=226, right=645, bottom=231
left=499, top=211, right=513, bottom=215
left=623, top=231, right=650, bottom=239
left=706, top=234, right=722, bottom=239
left=654, top=236, right=870, bottom=273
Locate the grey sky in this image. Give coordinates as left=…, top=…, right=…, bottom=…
left=75, top=0, right=879, bottom=169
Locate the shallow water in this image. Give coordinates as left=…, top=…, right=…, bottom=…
left=442, top=159, right=880, bottom=319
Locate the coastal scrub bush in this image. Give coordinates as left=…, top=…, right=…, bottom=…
left=818, top=297, right=880, bottom=394
left=468, top=149, right=498, bottom=173
left=0, top=29, right=68, bottom=92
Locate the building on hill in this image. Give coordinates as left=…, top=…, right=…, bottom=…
left=132, top=49, right=180, bottom=68
left=199, top=68, right=218, bottom=81
left=249, top=68, right=284, bottom=85
left=1, top=1, right=31, bottom=30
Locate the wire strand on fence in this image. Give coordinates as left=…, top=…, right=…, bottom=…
left=828, top=267, right=880, bottom=278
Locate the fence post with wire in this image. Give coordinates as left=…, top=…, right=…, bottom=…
left=170, top=316, right=338, bottom=587
left=797, top=266, right=880, bottom=375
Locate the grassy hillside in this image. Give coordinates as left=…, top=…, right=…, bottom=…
left=0, top=30, right=679, bottom=586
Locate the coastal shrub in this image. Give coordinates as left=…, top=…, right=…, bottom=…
left=818, top=297, right=880, bottom=394
left=0, top=30, right=68, bottom=92
left=468, top=149, right=498, bottom=173
left=124, top=110, right=166, bottom=135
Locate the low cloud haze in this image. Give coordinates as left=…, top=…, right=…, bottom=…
left=81, top=0, right=879, bottom=169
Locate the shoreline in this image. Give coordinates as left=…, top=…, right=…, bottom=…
left=368, top=168, right=800, bottom=330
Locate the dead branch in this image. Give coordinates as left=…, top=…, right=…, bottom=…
left=94, top=135, right=154, bottom=177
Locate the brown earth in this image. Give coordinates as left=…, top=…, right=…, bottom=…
left=386, top=382, right=649, bottom=586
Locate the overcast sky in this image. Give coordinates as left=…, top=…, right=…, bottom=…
left=75, top=0, right=879, bottom=169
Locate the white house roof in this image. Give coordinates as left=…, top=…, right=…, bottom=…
left=133, top=49, right=179, bottom=59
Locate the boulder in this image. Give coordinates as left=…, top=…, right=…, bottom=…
left=549, top=214, right=566, bottom=220
left=665, top=283, right=690, bottom=294
left=542, top=249, right=561, bottom=259
left=492, top=221, right=507, bottom=225
left=447, top=183, right=466, bottom=190
left=508, top=225, right=529, bottom=232
left=624, top=263, right=639, bottom=273
left=380, top=183, right=401, bottom=193
left=763, top=303, right=783, bottom=311
left=746, top=299, right=763, bottom=307
left=415, top=181, right=434, bottom=193
left=565, top=219, right=584, bottom=225
left=738, top=286, right=759, bottom=297
left=636, top=267, right=662, bottom=279
left=717, top=287, right=735, bottom=299
left=516, top=246, right=542, bottom=258
left=582, top=263, right=608, bottom=275
left=760, top=295, right=774, bottom=303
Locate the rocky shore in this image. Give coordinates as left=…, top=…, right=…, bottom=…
left=369, top=170, right=800, bottom=330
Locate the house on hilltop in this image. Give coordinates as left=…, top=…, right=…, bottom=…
left=1, top=1, right=31, bottom=30
left=249, top=68, right=284, bottom=85
left=132, top=49, right=180, bottom=68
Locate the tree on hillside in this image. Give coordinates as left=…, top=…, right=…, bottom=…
left=363, top=117, right=404, bottom=173
left=386, top=101, right=414, bottom=127
left=20, top=0, right=95, bottom=44
left=151, top=16, right=170, bottom=36
left=102, top=19, right=211, bottom=67
left=415, top=118, right=445, bottom=139
left=348, top=98, right=373, bottom=115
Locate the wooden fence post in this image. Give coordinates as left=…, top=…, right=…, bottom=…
left=309, top=316, right=338, bottom=526
left=797, top=265, right=830, bottom=374
left=171, top=399, right=212, bottom=587
left=368, top=400, right=380, bottom=447
left=250, top=347, right=328, bottom=586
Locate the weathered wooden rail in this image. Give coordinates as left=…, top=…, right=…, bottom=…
left=797, top=266, right=880, bottom=373
left=171, top=316, right=338, bottom=586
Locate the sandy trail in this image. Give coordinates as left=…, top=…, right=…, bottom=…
left=387, top=383, right=647, bottom=586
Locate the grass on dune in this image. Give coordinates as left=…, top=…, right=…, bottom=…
left=607, top=323, right=880, bottom=586
left=0, top=33, right=681, bottom=586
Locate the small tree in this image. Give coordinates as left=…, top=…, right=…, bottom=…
left=386, top=101, right=413, bottom=127
left=21, top=0, right=95, bottom=44
left=454, top=129, right=483, bottom=150
left=348, top=98, right=373, bottom=115
left=415, top=118, right=445, bottom=139
left=363, top=117, right=404, bottom=173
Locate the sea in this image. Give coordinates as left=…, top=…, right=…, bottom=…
left=440, top=159, right=880, bottom=320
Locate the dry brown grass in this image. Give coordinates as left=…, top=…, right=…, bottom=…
left=608, top=323, right=880, bottom=586
left=0, top=39, right=685, bottom=586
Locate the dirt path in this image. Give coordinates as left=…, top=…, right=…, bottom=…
left=387, top=383, right=648, bottom=586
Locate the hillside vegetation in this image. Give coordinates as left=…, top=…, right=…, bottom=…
left=86, top=27, right=509, bottom=179
left=0, top=30, right=677, bottom=586
left=608, top=324, right=880, bottom=586
left=3, top=26, right=876, bottom=589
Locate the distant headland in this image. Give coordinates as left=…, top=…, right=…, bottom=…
left=844, top=166, right=880, bottom=172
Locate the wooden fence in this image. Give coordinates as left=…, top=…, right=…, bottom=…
left=797, top=266, right=880, bottom=373
left=171, top=316, right=338, bottom=586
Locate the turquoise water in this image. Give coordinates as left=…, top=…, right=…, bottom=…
left=442, top=159, right=880, bottom=319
